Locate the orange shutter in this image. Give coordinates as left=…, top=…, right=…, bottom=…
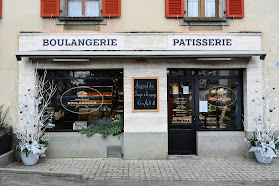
left=226, top=0, right=244, bottom=18
left=102, top=0, right=121, bottom=17
left=41, top=0, right=60, bottom=17
left=165, top=0, right=184, bottom=18
left=0, top=0, right=2, bottom=18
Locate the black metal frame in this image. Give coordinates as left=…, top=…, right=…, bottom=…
left=168, top=78, right=196, bottom=154
left=167, top=69, right=243, bottom=155
left=168, top=69, right=244, bottom=131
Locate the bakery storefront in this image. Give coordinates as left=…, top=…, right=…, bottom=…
left=16, top=33, right=266, bottom=159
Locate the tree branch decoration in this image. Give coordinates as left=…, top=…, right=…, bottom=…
left=0, top=104, right=12, bottom=137
left=16, top=69, right=57, bottom=157
left=246, top=79, right=279, bottom=160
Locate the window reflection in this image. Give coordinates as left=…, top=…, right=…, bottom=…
left=74, top=71, right=90, bottom=78
left=168, top=69, right=243, bottom=131
left=168, top=69, right=195, bottom=77
left=199, top=79, right=239, bottom=130
left=199, top=70, right=239, bottom=76
left=41, top=70, right=123, bottom=131
left=169, top=81, right=193, bottom=129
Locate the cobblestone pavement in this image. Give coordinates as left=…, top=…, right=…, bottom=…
left=5, top=158, right=279, bottom=181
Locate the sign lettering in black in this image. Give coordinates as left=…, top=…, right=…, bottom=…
left=133, top=78, right=159, bottom=112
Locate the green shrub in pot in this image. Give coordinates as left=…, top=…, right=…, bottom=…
left=0, top=105, right=13, bottom=155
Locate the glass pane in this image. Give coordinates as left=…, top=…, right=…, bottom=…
left=85, top=1, right=100, bottom=17
left=68, top=1, right=82, bottom=17
left=42, top=70, right=123, bottom=131
left=168, top=69, right=195, bottom=77
left=205, top=0, right=216, bottom=17
left=74, top=71, right=91, bottom=78
left=199, top=79, right=239, bottom=130
left=220, top=70, right=239, bottom=76
left=199, top=70, right=217, bottom=76
left=44, top=70, right=123, bottom=79
left=90, top=70, right=123, bottom=78
left=188, top=0, right=199, bottom=17
left=169, top=81, right=193, bottom=129
left=199, top=70, right=239, bottom=76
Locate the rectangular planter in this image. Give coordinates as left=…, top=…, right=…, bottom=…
left=0, top=134, right=12, bottom=155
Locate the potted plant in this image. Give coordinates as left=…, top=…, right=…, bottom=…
left=0, top=105, right=12, bottom=155
left=245, top=83, right=279, bottom=164
left=246, top=130, right=279, bottom=164
left=16, top=131, right=48, bottom=165
left=15, top=70, right=56, bottom=165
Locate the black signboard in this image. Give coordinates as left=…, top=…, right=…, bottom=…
left=132, top=77, right=159, bottom=112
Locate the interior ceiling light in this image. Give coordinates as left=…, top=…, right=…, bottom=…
left=196, top=57, right=232, bottom=61
left=52, top=59, right=89, bottom=62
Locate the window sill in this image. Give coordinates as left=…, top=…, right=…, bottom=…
left=56, top=17, right=107, bottom=25
left=180, top=17, right=230, bottom=26
left=59, top=16, right=104, bottom=21
left=184, top=17, right=227, bottom=22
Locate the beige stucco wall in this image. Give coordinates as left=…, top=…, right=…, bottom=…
left=0, top=0, right=279, bottom=146
left=1, top=0, right=278, bottom=107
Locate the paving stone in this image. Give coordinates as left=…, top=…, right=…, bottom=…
left=3, top=158, right=279, bottom=181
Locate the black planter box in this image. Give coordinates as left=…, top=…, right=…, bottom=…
left=0, top=134, right=12, bottom=155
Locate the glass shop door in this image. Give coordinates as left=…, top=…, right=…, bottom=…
left=168, top=78, right=196, bottom=155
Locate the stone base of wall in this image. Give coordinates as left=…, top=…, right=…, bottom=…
left=123, top=132, right=168, bottom=160
left=43, top=131, right=254, bottom=159
left=45, top=132, right=123, bottom=158
left=197, top=131, right=247, bottom=158
left=0, top=150, right=14, bottom=167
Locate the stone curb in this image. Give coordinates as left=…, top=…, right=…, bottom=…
left=0, top=168, right=83, bottom=179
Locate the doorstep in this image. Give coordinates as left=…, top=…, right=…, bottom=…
left=168, top=155, right=199, bottom=160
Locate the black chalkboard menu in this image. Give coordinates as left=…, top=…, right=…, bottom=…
left=132, top=77, right=159, bottom=112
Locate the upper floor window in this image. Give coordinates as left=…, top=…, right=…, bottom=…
left=41, top=0, right=121, bottom=22
left=186, top=0, right=218, bottom=18
left=68, top=0, right=101, bottom=17
left=165, top=0, right=244, bottom=23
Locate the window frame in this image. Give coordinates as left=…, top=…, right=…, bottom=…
left=181, top=0, right=229, bottom=25
left=58, top=0, right=106, bottom=23
left=168, top=69, right=243, bottom=131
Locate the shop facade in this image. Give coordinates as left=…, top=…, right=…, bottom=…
left=16, top=32, right=265, bottom=159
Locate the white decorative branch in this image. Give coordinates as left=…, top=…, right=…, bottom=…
left=16, top=68, right=57, bottom=156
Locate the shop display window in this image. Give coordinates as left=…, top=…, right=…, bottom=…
left=40, top=70, right=123, bottom=131
left=198, top=78, right=241, bottom=130
left=168, top=69, right=243, bottom=131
